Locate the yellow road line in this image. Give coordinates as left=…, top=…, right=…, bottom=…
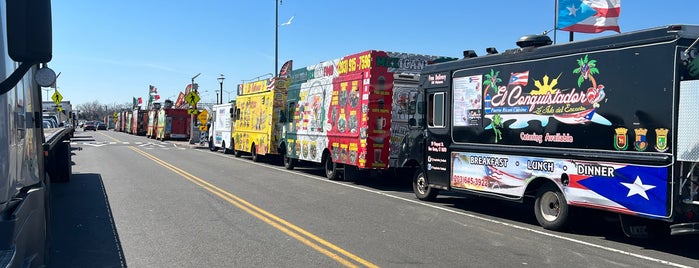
left=128, top=146, right=379, bottom=268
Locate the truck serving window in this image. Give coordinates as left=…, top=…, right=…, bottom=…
left=428, top=92, right=445, bottom=128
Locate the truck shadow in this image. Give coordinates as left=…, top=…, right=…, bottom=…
left=49, top=173, right=126, bottom=268
left=435, top=195, right=699, bottom=260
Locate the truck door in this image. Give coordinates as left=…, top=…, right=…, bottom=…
left=424, top=88, right=451, bottom=188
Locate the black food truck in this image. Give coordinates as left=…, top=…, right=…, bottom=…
left=398, top=25, right=699, bottom=237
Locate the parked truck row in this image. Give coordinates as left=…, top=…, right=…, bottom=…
left=99, top=24, right=699, bottom=238
left=111, top=104, right=192, bottom=141
left=200, top=25, right=699, bottom=238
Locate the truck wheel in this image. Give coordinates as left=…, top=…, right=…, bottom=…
left=251, top=144, right=262, bottom=162
left=413, top=169, right=438, bottom=201
left=283, top=153, right=296, bottom=170
left=222, top=141, right=232, bottom=154
left=534, top=184, right=570, bottom=231
left=324, top=153, right=340, bottom=180
left=209, top=140, right=218, bottom=151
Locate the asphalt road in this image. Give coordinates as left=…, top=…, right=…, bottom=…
left=48, top=129, right=699, bottom=268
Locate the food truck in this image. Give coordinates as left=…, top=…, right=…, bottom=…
left=209, top=102, right=236, bottom=153
left=402, top=25, right=699, bottom=237
left=155, top=108, right=191, bottom=140
left=281, top=50, right=455, bottom=180
left=232, top=66, right=290, bottom=161
left=146, top=109, right=158, bottom=138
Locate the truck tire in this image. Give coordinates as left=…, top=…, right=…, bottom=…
left=283, top=153, right=296, bottom=170
left=209, top=140, right=218, bottom=152
left=221, top=141, right=233, bottom=154
left=534, top=184, right=570, bottom=231
left=222, top=141, right=232, bottom=154
left=251, top=144, right=262, bottom=162
left=324, top=153, right=340, bottom=180
left=413, top=169, right=438, bottom=201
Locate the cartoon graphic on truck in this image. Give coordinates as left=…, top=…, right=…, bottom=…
left=233, top=63, right=290, bottom=161
left=401, top=25, right=699, bottom=237
left=281, top=50, right=456, bottom=180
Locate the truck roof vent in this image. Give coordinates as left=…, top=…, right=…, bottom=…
left=463, top=50, right=477, bottom=59
left=516, top=35, right=552, bottom=48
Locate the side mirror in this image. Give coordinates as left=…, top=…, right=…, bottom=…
left=417, top=102, right=424, bottom=114
left=7, top=0, right=53, bottom=63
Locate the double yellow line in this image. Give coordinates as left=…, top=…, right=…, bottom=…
left=128, top=146, right=378, bottom=268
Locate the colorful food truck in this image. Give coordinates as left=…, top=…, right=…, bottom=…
left=232, top=70, right=289, bottom=161
left=155, top=108, right=191, bottom=140
left=281, top=50, right=455, bottom=180
left=403, top=25, right=699, bottom=237
left=146, top=109, right=158, bottom=138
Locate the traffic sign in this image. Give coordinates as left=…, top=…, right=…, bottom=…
left=187, top=108, right=198, bottom=115
left=197, top=110, right=208, bottom=124
left=185, top=91, right=200, bottom=106
left=199, top=125, right=208, bottom=132
left=51, top=90, right=63, bottom=104
left=56, top=105, right=63, bottom=112
left=113, top=112, right=118, bottom=118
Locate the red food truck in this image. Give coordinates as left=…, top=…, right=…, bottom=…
left=155, top=108, right=191, bottom=140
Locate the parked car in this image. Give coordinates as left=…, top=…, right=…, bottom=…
left=97, top=122, right=107, bottom=130
left=83, top=121, right=97, bottom=131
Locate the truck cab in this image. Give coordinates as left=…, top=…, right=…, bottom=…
left=0, top=0, right=55, bottom=266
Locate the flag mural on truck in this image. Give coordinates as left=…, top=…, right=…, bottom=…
left=451, top=152, right=669, bottom=218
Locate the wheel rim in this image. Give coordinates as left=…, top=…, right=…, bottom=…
left=540, top=192, right=560, bottom=222
left=416, top=174, right=428, bottom=195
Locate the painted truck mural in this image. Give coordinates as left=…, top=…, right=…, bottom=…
left=404, top=25, right=699, bottom=237
left=233, top=68, right=289, bottom=161
left=155, top=108, right=190, bottom=140
left=146, top=109, right=158, bottom=138
left=282, top=50, right=455, bottom=179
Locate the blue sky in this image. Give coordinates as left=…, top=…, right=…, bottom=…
left=50, top=1, right=696, bottom=107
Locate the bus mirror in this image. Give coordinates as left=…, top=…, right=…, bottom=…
left=417, top=102, right=424, bottom=114
left=7, top=0, right=53, bottom=63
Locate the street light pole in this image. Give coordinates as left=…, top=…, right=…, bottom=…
left=189, top=73, right=201, bottom=144
left=218, top=74, right=225, bottom=104
left=275, top=0, right=279, bottom=75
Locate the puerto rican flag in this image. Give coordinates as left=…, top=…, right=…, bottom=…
left=567, top=164, right=667, bottom=218
left=557, top=0, right=621, bottom=34
left=509, top=71, right=529, bottom=86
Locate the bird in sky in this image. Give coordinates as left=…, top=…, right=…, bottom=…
left=280, top=15, right=294, bottom=26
